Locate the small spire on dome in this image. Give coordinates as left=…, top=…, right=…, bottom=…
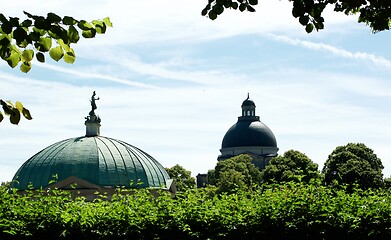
left=247, top=93, right=250, bottom=100
left=85, top=91, right=101, bottom=137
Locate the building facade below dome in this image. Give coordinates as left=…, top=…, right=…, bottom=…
left=218, top=94, right=279, bottom=170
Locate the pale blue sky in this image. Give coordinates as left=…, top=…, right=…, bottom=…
left=1, top=1, right=390, bottom=182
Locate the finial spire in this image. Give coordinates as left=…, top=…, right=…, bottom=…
left=247, top=93, right=250, bottom=99
left=85, top=91, right=101, bottom=137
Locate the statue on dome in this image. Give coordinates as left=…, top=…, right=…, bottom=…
left=89, top=91, right=100, bottom=116
left=86, top=91, right=101, bottom=123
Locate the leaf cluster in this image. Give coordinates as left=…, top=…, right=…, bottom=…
left=0, top=12, right=112, bottom=73
left=0, top=100, right=32, bottom=124
left=202, top=0, right=258, bottom=20
left=202, top=0, right=391, bottom=33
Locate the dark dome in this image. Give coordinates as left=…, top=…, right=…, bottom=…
left=222, top=120, right=277, bottom=148
left=12, top=136, right=170, bottom=190
left=241, top=99, right=255, bottom=107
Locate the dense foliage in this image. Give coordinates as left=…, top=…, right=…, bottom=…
left=165, top=164, right=196, bottom=191
left=209, top=154, right=262, bottom=193
left=261, top=150, right=320, bottom=184
left=1, top=182, right=391, bottom=239
left=202, top=0, right=391, bottom=33
left=322, top=143, right=384, bottom=189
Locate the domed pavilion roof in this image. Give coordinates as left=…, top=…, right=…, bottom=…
left=11, top=91, right=171, bottom=191
left=221, top=94, right=277, bottom=149
left=222, top=121, right=277, bottom=148
left=12, top=136, right=170, bottom=190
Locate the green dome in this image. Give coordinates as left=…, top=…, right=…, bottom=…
left=11, top=136, right=170, bottom=190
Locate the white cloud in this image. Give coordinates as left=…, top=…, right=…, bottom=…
left=268, top=34, right=391, bottom=69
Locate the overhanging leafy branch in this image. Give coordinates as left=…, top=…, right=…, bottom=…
left=202, top=0, right=391, bottom=33
left=0, top=11, right=112, bottom=73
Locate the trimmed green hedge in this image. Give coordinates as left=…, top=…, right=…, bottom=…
left=1, top=183, right=391, bottom=239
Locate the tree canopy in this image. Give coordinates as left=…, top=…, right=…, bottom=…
left=202, top=0, right=391, bottom=33
left=322, top=143, right=384, bottom=189
left=165, top=164, right=196, bottom=191
left=261, top=149, right=320, bottom=184
left=0, top=12, right=112, bottom=125
left=211, top=154, right=262, bottom=193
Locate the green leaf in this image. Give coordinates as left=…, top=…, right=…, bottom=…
left=1, top=100, right=13, bottom=116
left=36, top=52, right=45, bottom=63
left=34, top=16, right=47, bottom=30
left=299, top=15, right=309, bottom=26
left=208, top=10, right=218, bottom=20
left=23, top=11, right=34, bottom=18
left=64, top=49, right=76, bottom=64
left=63, top=16, right=77, bottom=25
left=82, top=29, right=96, bottom=38
left=38, top=37, right=52, bottom=52
left=57, top=39, right=70, bottom=51
left=15, top=101, right=23, bottom=112
left=16, top=39, right=30, bottom=48
left=2, top=22, right=13, bottom=34
left=201, top=8, right=208, bottom=16
left=21, top=19, right=33, bottom=27
left=22, top=108, right=32, bottom=120
left=0, top=35, right=11, bottom=47
left=239, top=3, right=246, bottom=12
left=231, top=2, right=238, bottom=9
left=102, top=17, right=113, bottom=27
left=314, top=21, right=324, bottom=30
left=48, top=24, right=64, bottom=39
left=0, top=111, right=3, bottom=122
left=20, top=61, right=32, bottom=73
left=0, top=14, right=7, bottom=23
left=10, top=108, right=20, bottom=124
left=6, top=52, right=20, bottom=68
left=247, top=5, right=256, bottom=12
left=77, top=20, right=93, bottom=30
left=67, top=25, right=80, bottom=43
left=9, top=17, right=19, bottom=27
left=223, top=1, right=232, bottom=8
left=249, top=0, right=258, bottom=5
left=21, top=49, right=34, bottom=62
left=305, top=23, right=314, bottom=33
left=29, top=31, right=40, bottom=41
left=47, top=13, right=62, bottom=23
left=213, top=4, right=224, bottom=15
left=92, top=20, right=106, bottom=34
left=49, top=46, right=64, bottom=61
left=32, top=27, right=46, bottom=36
left=13, top=27, right=28, bottom=43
